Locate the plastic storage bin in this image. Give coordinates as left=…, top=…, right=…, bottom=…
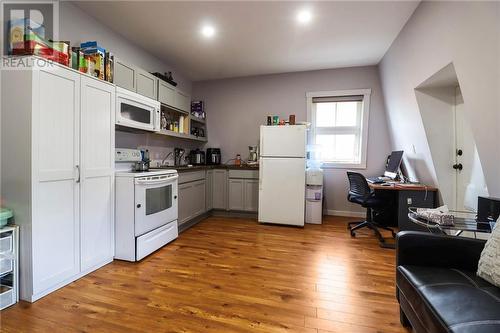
left=0, top=208, right=12, bottom=228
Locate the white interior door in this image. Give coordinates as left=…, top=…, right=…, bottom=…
left=454, top=87, right=488, bottom=211
left=80, top=77, right=115, bottom=271
left=260, top=125, right=306, bottom=157
left=32, top=66, right=81, bottom=295
left=258, top=157, right=305, bottom=226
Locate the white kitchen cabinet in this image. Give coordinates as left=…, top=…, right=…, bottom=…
left=114, top=58, right=158, bottom=100
left=206, top=170, right=214, bottom=211
left=158, top=79, right=176, bottom=107
left=32, top=65, right=81, bottom=296
left=114, top=58, right=136, bottom=92
left=228, top=179, right=259, bottom=212
left=178, top=182, right=193, bottom=225
left=212, top=170, right=228, bottom=210
left=80, top=76, right=115, bottom=272
left=228, top=179, right=245, bottom=211
left=227, top=170, right=259, bottom=212
left=175, top=89, right=191, bottom=112
left=178, top=170, right=206, bottom=226
left=157, top=80, right=191, bottom=113
left=1, top=58, right=115, bottom=302
left=135, top=68, right=157, bottom=100
left=244, top=180, right=259, bottom=212
left=193, top=180, right=206, bottom=216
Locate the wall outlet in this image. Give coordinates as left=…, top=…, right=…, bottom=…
left=407, top=198, right=412, bottom=205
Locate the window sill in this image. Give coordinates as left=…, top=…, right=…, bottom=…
left=320, top=162, right=367, bottom=170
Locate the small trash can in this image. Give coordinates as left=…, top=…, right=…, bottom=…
left=305, top=168, right=323, bottom=224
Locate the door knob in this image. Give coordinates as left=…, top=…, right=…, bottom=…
left=457, top=149, right=463, bottom=156
left=453, top=163, right=463, bottom=170
left=136, top=204, right=141, bottom=208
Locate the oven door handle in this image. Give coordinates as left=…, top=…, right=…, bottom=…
left=135, top=175, right=178, bottom=185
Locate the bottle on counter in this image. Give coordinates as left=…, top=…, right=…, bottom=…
left=161, top=113, right=167, bottom=130
left=235, top=154, right=241, bottom=166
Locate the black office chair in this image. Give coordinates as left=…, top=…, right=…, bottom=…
left=346, top=171, right=396, bottom=248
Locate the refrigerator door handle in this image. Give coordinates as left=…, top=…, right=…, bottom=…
left=259, top=160, right=263, bottom=189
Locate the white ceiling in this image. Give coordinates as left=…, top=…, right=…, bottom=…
left=74, top=1, right=420, bottom=81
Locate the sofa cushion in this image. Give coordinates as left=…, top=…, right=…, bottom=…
left=397, top=265, right=500, bottom=333
left=477, top=218, right=500, bottom=288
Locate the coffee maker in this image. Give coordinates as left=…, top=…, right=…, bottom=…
left=248, top=145, right=258, bottom=165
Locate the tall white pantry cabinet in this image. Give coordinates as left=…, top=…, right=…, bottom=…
left=1, top=58, right=115, bottom=302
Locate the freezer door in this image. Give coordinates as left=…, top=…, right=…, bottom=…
left=258, top=157, right=306, bottom=226
left=260, top=125, right=306, bottom=157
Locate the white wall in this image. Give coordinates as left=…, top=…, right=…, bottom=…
left=414, top=86, right=456, bottom=207
left=59, top=1, right=191, bottom=92
left=379, top=1, right=500, bottom=197
left=193, top=66, right=392, bottom=214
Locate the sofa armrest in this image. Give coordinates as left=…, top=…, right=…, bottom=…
left=396, top=231, right=486, bottom=271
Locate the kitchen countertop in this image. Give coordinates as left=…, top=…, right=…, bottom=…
left=151, top=164, right=259, bottom=173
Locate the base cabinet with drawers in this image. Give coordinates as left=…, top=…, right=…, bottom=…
left=1, top=59, right=115, bottom=302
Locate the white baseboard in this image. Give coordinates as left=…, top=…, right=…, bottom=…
left=324, top=209, right=365, bottom=218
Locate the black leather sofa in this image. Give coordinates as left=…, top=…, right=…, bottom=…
left=396, top=231, right=500, bottom=333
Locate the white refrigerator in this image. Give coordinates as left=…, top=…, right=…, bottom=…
left=258, top=125, right=307, bottom=226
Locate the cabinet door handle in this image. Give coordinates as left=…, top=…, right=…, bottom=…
left=76, top=165, right=81, bottom=183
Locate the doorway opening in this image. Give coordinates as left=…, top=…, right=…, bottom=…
left=415, top=63, right=488, bottom=211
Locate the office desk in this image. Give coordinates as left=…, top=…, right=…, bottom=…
left=368, top=182, right=438, bottom=231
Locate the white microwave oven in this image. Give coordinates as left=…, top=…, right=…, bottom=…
left=116, top=87, right=160, bottom=132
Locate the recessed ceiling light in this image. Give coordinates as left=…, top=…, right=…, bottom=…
left=296, top=9, right=313, bottom=24
left=201, top=25, right=216, bottom=38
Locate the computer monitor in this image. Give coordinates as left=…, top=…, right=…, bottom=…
left=384, top=150, right=404, bottom=179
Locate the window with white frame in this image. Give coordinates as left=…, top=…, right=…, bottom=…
left=307, top=89, right=371, bottom=168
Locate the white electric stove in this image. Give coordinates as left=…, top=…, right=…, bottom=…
left=115, top=148, right=179, bottom=261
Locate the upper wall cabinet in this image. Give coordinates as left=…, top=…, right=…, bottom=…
left=175, top=89, right=191, bottom=113
left=158, top=79, right=176, bottom=108
left=114, top=57, right=191, bottom=113
left=114, top=58, right=158, bottom=100
left=135, top=68, right=157, bottom=100
left=158, top=79, right=191, bottom=113
left=114, top=58, right=136, bottom=92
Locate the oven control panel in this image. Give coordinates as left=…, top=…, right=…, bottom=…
left=115, top=148, right=142, bottom=162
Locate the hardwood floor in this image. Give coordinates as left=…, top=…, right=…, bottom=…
left=1, top=216, right=409, bottom=333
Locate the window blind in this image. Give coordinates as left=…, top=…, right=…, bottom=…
left=312, top=95, right=364, bottom=103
